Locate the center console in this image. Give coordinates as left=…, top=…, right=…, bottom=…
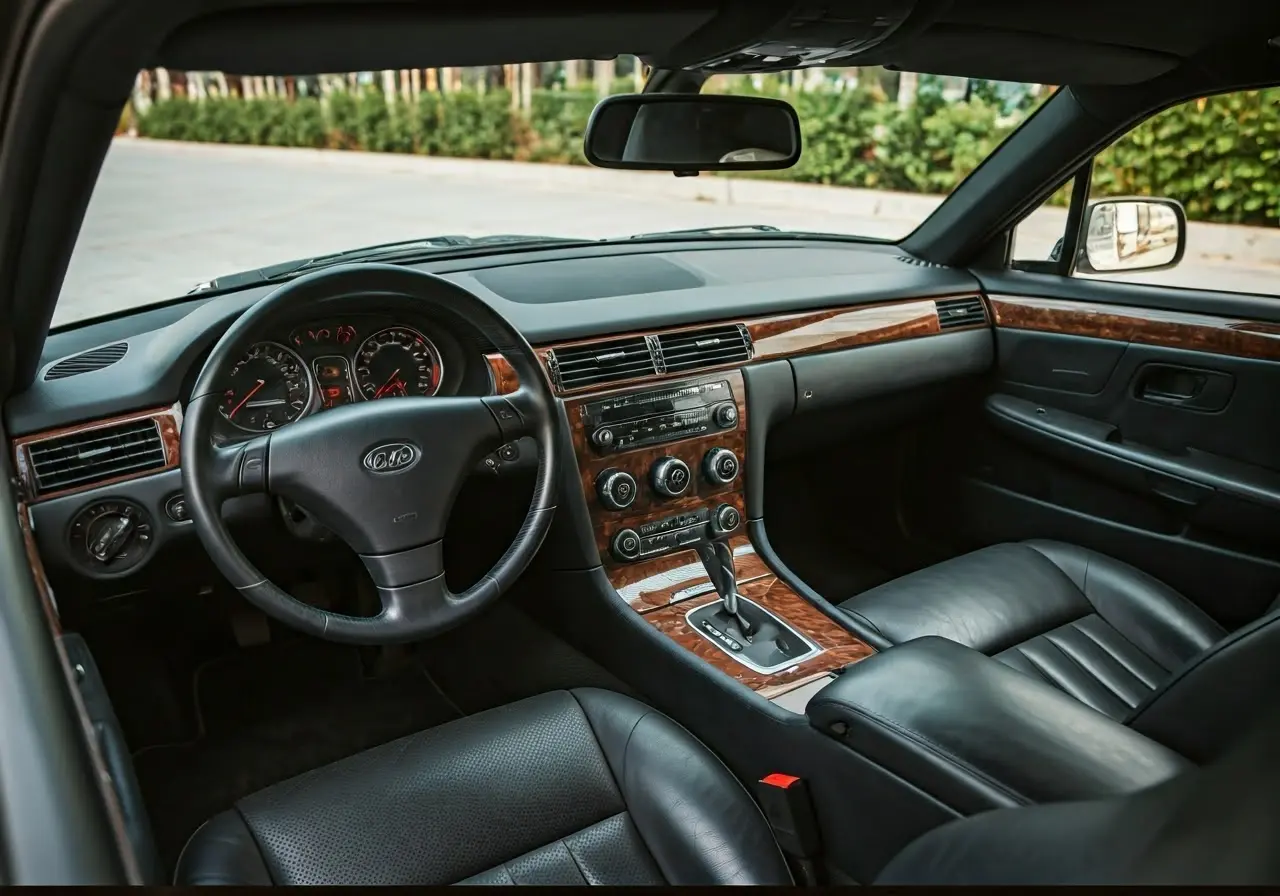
left=563, top=368, right=876, bottom=702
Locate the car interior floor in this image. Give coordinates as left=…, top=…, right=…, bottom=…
left=79, top=566, right=630, bottom=876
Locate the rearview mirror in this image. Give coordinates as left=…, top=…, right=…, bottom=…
left=584, top=94, right=801, bottom=174
left=1076, top=198, right=1186, bottom=274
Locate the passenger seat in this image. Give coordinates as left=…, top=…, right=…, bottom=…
left=835, top=540, right=1280, bottom=763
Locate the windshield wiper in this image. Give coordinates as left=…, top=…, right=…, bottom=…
left=188, top=234, right=585, bottom=294
left=626, top=224, right=784, bottom=239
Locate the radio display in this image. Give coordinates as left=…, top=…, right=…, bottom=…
left=583, top=380, right=735, bottom=453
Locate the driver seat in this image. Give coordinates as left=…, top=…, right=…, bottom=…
left=174, top=688, right=792, bottom=886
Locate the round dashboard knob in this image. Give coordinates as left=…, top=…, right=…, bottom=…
left=702, top=447, right=740, bottom=485
left=596, top=468, right=638, bottom=510
left=650, top=457, right=692, bottom=498
left=711, top=504, right=742, bottom=535
left=611, top=528, right=643, bottom=562
left=591, top=427, right=616, bottom=450
left=713, top=401, right=739, bottom=428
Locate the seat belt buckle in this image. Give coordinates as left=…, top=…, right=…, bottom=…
left=757, top=773, right=823, bottom=885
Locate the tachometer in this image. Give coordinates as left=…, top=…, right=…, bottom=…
left=354, top=326, right=443, bottom=400
left=219, top=342, right=313, bottom=432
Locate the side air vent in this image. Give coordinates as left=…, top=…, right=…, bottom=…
left=547, top=337, right=657, bottom=390
left=895, top=255, right=945, bottom=269
left=44, top=342, right=128, bottom=381
left=656, top=324, right=753, bottom=374
left=936, top=297, right=988, bottom=330
left=27, top=419, right=165, bottom=495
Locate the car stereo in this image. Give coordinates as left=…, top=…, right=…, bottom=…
left=580, top=379, right=739, bottom=454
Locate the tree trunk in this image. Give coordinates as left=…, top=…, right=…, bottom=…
left=411, top=68, right=422, bottom=100
left=564, top=59, right=580, bottom=88
left=593, top=58, right=615, bottom=98
left=520, top=62, right=534, bottom=114
left=633, top=57, right=645, bottom=91
left=897, top=70, right=918, bottom=107
left=214, top=71, right=229, bottom=98
left=155, top=67, right=172, bottom=101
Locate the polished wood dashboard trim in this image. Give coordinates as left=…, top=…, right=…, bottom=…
left=12, top=403, right=183, bottom=503
left=535, top=294, right=985, bottom=396
left=566, top=370, right=749, bottom=570
left=612, top=533, right=767, bottom=612
left=484, top=353, right=521, bottom=396
left=637, top=552, right=876, bottom=698
left=990, top=295, right=1280, bottom=361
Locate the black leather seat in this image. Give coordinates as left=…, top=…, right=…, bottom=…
left=837, top=539, right=1280, bottom=761
left=175, top=688, right=792, bottom=886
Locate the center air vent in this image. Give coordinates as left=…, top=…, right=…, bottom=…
left=936, top=297, right=989, bottom=330
left=547, top=337, right=657, bottom=391
left=655, top=325, right=752, bottom=374
left=44, top=342, right=128, bottom=381
left=27, top=418, right=165, bottom=496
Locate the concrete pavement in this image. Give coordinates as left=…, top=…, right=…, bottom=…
left=57, top=139, right=1278, bottom=326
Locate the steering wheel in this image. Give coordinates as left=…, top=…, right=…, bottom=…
left=180, top=264, right=559, bottom=644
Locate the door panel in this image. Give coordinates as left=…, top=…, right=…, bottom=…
left=919, top=282, right=1280, bottom=628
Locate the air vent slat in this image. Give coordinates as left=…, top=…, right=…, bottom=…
left=656, top=325, right=751, bottom=373
left=935, top=297, right=988, bottom=330
left=550, top=337, right=658, bottom=390
left=44, top=342, right=128, bottom=381
left=27, top=418, right=166, bottom=495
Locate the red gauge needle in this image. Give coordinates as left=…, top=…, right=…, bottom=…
left=229, top=379, right=266, bottom=418
left=373, top=369, right=402, bottom=399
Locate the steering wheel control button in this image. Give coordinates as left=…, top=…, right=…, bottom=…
left=703, top=448, right=740, bottom=485
left=712, top=504, right=742, bottom=536
left=651, top=457, right=692, bottom=497
left=68, top=499, right=154, bottom=574
left=596, top=468, right=638, bottom=510
left=713, top=402, right=739, bottom=428
left=591, top=427, right=616, bottom=450
left=164, top=494, right=190, bottom=523
left=498, top=442, right=520, bottom=463
left=239, top=441, right=268, bottom=492
left=611, top=528, right=643, bottom=562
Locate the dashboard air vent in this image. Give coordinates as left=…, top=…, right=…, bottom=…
left=44, top=342, right=128, bottom=381
left=547, top=337, right=657, bottom=390
left=895, top=254, right=945, bottom=269
left=936, top=297, right=988, bottom=330
left=656, top=324, right=752, bottom=374
left=27, top=418, right=165, bottom=496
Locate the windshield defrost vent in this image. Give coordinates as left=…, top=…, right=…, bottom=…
left=27, top=419, right=165, bottom=495
left=655, top=324, right=752, bottom=374
left=546, top=337, right=657, bottom=390
left=895, top=255, right=945, bottom=269
left=44, top=342, right=128, bottom=381
left=935, top=297, right=988, bottom=330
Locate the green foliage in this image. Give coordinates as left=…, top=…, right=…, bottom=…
left=133, top=84, right=1280, bottom=227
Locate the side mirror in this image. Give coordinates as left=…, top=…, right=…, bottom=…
left=584, top=93, right=801, bottom=175
left=1076, top=198, right=1186, bottom=274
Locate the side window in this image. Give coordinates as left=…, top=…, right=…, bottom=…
left=1012, top=88, right=1279, bottom=297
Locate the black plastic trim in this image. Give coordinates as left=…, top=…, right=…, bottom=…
left=740, top=360, right=795, bottom=521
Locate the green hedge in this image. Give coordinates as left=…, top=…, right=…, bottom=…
left=135, top=84, right=1280, bottom=226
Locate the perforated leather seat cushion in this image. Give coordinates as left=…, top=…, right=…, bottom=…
left=837, top=540, right=1226, bottom=721
left=175, top=688, right=790, bottom=886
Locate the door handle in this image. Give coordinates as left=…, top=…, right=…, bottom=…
left=1132, top=364, right=1234, bottom=412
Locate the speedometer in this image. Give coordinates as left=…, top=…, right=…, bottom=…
left=219, top=342, right=313, bottom=432
left=354, top=326, right=443, bottom=400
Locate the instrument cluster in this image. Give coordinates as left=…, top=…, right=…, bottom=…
left=218, top=315, right=449, bottom=433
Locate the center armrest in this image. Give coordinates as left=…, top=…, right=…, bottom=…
left=808, top=636, right=1193, bottom=814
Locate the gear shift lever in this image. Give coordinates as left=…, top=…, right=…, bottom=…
left=694, top=538, right=754, bottom=638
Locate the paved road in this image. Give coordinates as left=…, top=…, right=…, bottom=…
left=59, top=139, right=1276, bottom=327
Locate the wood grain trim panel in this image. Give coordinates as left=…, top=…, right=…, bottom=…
left=990, top=295, right=1280, bottom=361
left=484, top=353, right=520, bottom=396
left=12, top=403, right=183, bottom=503
left=612, top=534, right=769, bottom=612
left=640, top=568, right=876, bottom=697
left=536, top=294, right=983, bottom=396
left=17, top=502, right=60, bottom=633
left=567, top=370, right=748, bottom=571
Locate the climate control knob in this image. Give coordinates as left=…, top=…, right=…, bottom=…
left=611, top=528, right=643, bottom=562
left=650, top=457, right=692, bottom=498
left=702, top=447, right=740, bottom=485
left=711, top=503, right=742, bottom=536
left=596, top=468, right=638, bottom=510
left=713, top=401, right=739, bottom=428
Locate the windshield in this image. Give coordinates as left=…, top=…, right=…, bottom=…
left=59, top=63, right=1047, bottom=326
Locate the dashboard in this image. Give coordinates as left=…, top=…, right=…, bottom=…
left=214, top=313, right=463, bottom=436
